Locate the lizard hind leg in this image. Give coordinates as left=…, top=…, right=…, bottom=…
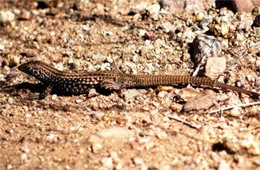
left=100, top=79, right=124, bottom=91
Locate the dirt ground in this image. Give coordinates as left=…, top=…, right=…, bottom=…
left=0, top=0, right=260, bottom=169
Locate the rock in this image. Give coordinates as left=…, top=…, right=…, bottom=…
left=179, top=87, right=200, bottom=101
left=93, top=3, right=105, bottom=16
left=183, top=90, right=216, bottom=112
left=75, top=0, right=90, bottom=11
left=20, top=153, right=28, bottom=162
left=161, top=22, right=175, bottom=33
left=191, top=34, right=222, bottom=66
left=231, top=0, right=260, bottom=13
left=121, top=89, right=142, bottom=100
left=130, top=2, right=149, bottom=14
left=222, top=133, right=260, bottom=155
left=0, top=10, right=15, bottom=24
left=102, top=157, right=113, bottom=168
left=89, top=111, right=105, bottom=121
left=158, top=0, right=215, bottom=14
left=18, top=10, right=31, bottom=20
left=20, top=145, right=30, bottom=153
left=205, top=57, right=226, bottom=79
left=256, top=77, right=260, bottom=88
left=252, top=6, right=260, bottom=16
left=133, top=157, right=144, bottom=165
left=91, top=143, right=103, bottom=153
left=147, top=3, right=161, bottom=20
left=218, top=160, right=230, bottom=170
left=144, top=31, right=156, bottom=40
left=237, top=13, right=254, bottom=30
left=0, top=44, right=4, bottom=51
left=229, top=106, right=242, bottom=117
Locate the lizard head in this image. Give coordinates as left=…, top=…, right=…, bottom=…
left=18, top=61, right=43, bottom=75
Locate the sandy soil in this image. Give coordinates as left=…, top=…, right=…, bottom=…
left=0, top=1, right=260, bottom=169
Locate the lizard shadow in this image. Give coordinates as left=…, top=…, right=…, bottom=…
left=3, top=82, right=113, bottom=98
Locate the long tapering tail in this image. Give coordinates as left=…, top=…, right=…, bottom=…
left=124, top=75, right=259, bottom=97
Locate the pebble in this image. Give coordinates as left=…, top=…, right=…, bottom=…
left=256, top=77, right=260, bottom=88
left=144, top=31, right=155, bottom=40
left=94, top=3, right=105, bottom=16
left=89, top=111, right=105, bottom=120
left=162, top=22, right=175, bottom=33
left=20, top=145, right=30, bottom=153
left=252, top=6, right=260, bottom=16
left=0, top=44, right=4, bottom=50
left=75, top=99, right=83, bottom=103
left=237, top=13, right=254, bottom=30
left=0, top=10, right=15, bottom=24
left=51, top=94, right=58, bottom=101
left=46, top=133, right=57, bottom=143
left=55, top=63, right=64, bottom=71
left=80, top=25, right=90, bottom=34
left=205, top=57, right=226, bottom=79
left=91, top=143, right=103, bottom=153
left=155, top=128, right=167, bottom=139
left=5, top=129, right=14, bottom=134
left=191, top=34, right=222, bottom=65
left=183, top=90, right=216, bottom=112
left=218, top=160, right=230, bottom=170
left=133, top=157, right=144, bottom=165
left=75, top=0, right=89, bottom=11
left=121, top=89, right=142, bottom=100
left=110, top=152, right=120, bottom=163
left=7, top=164, right=13, bottom=170
left=102, top=157, right=113, bottom=168
left=130, top=2, right=149, bottom=14
left=179, top=88, right=200, bottom=101
left=20, top=153, right=28, bottom=162
left=229, top=106, right=242, bottom=117
left=18, top=10, right=31, bottom=20
left=139, top=29, right=147, bottom=37
left=222, top=133, right=260, bottom=155
left=254, top=158, right=260, bottom=166
left=147, top=3, right=160, bottom=20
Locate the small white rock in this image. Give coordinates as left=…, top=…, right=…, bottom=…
left=75, top=99, right=83, bottom=103
left=147, top=3, right=160, bottom=20
left=218, top=160, right=230, bottom=170
left=205, top=57, right=226, bottom=79
left=0, top=44, right=4, bottom=50
left=51, top=94, right=58, bottom=101
left=91, top=143, right=103, bottom=153
left=21, top=145, right=30, bottom=153
left=102, top=157, right=113, bottom=168
left=0, top=10, right=15, bottom=23
left=133, top=157, right=144, bottom=165
left=20, top=153, right=28, bottom=162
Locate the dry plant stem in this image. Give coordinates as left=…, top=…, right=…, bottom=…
left=192, top=38, right=217, bottom=77
left=168, top=114, right=201, bottom=129
left=228, top=50, right=247, bottom=70
left=208, top=101, right=260, bottom=114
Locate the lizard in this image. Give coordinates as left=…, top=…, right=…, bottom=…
left=16, top=60, right=259, bottom=99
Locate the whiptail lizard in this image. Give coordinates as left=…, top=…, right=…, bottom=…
left=17, top=60, right=259, bottom=99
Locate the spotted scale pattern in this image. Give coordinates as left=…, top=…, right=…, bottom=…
left=18, top=61, right=260, bottom=98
